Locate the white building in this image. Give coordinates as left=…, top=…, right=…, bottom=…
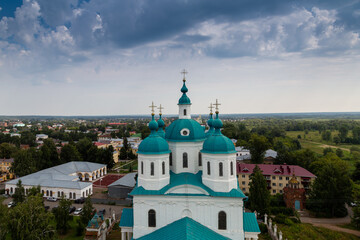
left=6, top=161, right=107, bottom=199
left=36, top=134, right=49, bottom=140
left=119, top=77, right=260, bottom=240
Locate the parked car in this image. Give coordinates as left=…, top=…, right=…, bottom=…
left=351, top=202, right=358, bottom=207
left=47, top=196, right=57, bottom=202
left=7, top=201, right=15, bottom=208
left=74, top=208, right=83, bottom=215
left=98, top=208, right=106, bottom=215
left=69, top=206, right=76, bottom=214
left=74, top=197, right=85, bottom=204
left=2, top=194, right=9, bottom=198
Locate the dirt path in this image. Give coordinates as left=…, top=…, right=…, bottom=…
left=312, top=223, right=360, bottom=237
left=301, top=140, right=350, bottom=152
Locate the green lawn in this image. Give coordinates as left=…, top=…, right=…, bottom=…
left=278, top=223, right=359, bottom=240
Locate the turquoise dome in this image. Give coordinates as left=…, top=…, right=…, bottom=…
left=138, top=115, right=170, bottom=155
left=178, top=81, right=191, bottom=105
left=165, top=119, right=205, bottom=142
left=157, top=115, right=165, bottom=138
left=205, top=113, right=214, bottom=138
left=201, top=114, right=236, bottom=154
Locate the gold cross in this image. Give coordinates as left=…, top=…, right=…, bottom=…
left=158, top=104, right=164, bottom=115
left=214, top=99, right=221, bottom=113
left=149, top=101, right=157, bottom=115
left=208, top=103, right=214, bottom=114
left=181, top=69, right=188, bottom=80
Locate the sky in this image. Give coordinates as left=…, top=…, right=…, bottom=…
left=0, top=0, right=360, bottom=116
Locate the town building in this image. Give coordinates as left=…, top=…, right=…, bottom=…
left=5, top=161, right=107, bottom=199
left=119, top=76, right=260, bottom=240
left=237, top=163, right=316, bottom=195
left=236, top=148, right=277, bottom=163
left=0, top=158, right=14, bottom=182
left=108, top=172, right=137, bottom=199
left=283, top=175, right=306, bottom=210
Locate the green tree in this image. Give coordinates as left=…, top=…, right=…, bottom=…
left=249, top=165, right=270, bottom=216
left=308, top=153, right=352, bottom=217
left=352, top=161, right=360, bottom=183
left=321, top=130, right=332, bottom=141
left=53, top=197, right=72, bottom=234
left=323, top=147, right=333, bottom=156
left=0, top=142, right=18, bottom=158
left=7, top=196, right=55, bottom=240
left=11, top=148, right=38, bottom=177
left=28, top=185, right=41, bottom=197
left=39, top=139, right=60, bottom=169
left=119, top=137, right=136, bottom=160
left=336, top=148, right=344, bottom=158
left=13, top=180, right=25, bottom=204
left=76, top=138, right=93, bottom=161
left=81, top=196, right=94, bottom=225
left=0, top=197, right=8, bottom=239
left=246, top=134, right=270, bottom=164
left=339, top=125, right=349, bottom=142
left=351, top=184, right=360, bottom=228
left=60, top=144, right=82, bottom=163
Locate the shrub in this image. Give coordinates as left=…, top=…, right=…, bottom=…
left=273, top=214, right=287, bottom=224
left=259, top=223, right=268, bottom=233
left=289, top=217, right=301, bottom=224
left=269, top=207, right=294, bottom=216
left=284, top=218, right=294, bottom=226
left=112, top=222, right=120, bottom=230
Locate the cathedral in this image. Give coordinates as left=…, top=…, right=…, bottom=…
left=119, top=73, right=260, bottom=240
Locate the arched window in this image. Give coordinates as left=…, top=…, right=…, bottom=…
left=198, top=152, right=202, bottom=166
left=148, top=209, right=156, bottom=227
left=70, top=192, right=72, bottom=199
left=141, top=161, right=144, bottom=175
left=41, top=190, right=44, bottom=196
left=46, top=190, right=49, bottom=196
left=184, top=109, right=187, bottom=116
left=73, top=193, right=76, bottom=199
left=162, top=162, right=165, bottom=175
left=58, top=191, right=60, bottom=197
left=219, top=162, right=223, bottom=177
left=218, top=211, right=227, bottom=230
left=151, top=162, right=154, bottom=176
left=207, top=162, right=211, bottom=175
left=183, top=153, right=188, bottom=168
left=169, top=153, right=172, bottom=166
left=230, top=162, right=234, bottom=175
left=10, top=187, right=13, bottom=194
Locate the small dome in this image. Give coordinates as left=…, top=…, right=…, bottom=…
left=157, top=115, right=165, bottom=138
left=178, top=81, right=191, bottom=105
left=157, top=116, right=165, bottom=128
left=138, top=115, right=170, bottom=155
left=205, top=114, right=214, bottom=138
left=201, top=113, right=236, bottom=154
left=165, top=119, right=205, bottom=142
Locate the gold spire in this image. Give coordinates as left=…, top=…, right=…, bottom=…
left=181, top=69, right=188, bottom=82
left=149, top=101, right=157, bottom=116
left=158, top=104, right=164, bottom=115
left=208, top=103, right=214, bottom=115
left=214, top=99, right=221, bottom=114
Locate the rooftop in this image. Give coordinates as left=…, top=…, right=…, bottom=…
left=119, top=208, right=133, bottom=227
left=108, top=172, right=137, bottom=188
left=237, top=163, right=316, bottom=178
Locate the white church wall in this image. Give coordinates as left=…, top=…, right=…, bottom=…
left=202, top=153, right=238, bottom=192
left=168, top=141, right=204, bottom=174
left=133, top=195, right=244, bottom=240
left=178, top=104, right=191, bottom=119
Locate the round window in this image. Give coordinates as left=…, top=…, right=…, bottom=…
left=180, top=128, right=190, bottom=136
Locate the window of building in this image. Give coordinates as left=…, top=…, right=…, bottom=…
left=279, top=176, right=283, bottom=180
left=286, top=184, right=289, bottom=187
left=242, top=181, right=246, bottom=185
left=198, top=152, right=202, bottom=166
left=230, top=162, right=234, bottom=175
left=46, top=190, right=49, bottom=196
left=58, top=191, right=60, bottom=197
left=207, top=162, right=211, bottom=175
left=169, top=153, right=172, bottom=166
left=272, top=176, right=276, bottom=180
left=148, top=210, right=156, bottom=227
left=183, top=109, right=187, bottom=116
left=141, top=162, right=144, bottom=175
left=286, top=177, right=289, bottom=180
left=273, top=190, right=276, bottom=193
left=242, top=188, right=246, bottom=191
left=70, top=192, right=72, bottom=199
left=73, top=193, right=76, bottom=199
left=183, top=153, right=188, bottom=168
left=162, top=162, right=165, bottom=175
left=219, top=162, right=223, bottom=177
left=280, top=190, right=283, bottom=193
left=218, top=211, right=227, bottom=230
left=272, top=183, right=276, bottom=186
left=242, top=175, right=245, bottom=178
left=279, top=183, right=283, bottom=187
left=151, top=162, right=154, bottom=176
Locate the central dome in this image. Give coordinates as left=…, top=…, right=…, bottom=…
left=165, top=119, right=205, bottom=142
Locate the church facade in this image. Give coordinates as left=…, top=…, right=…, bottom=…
left=119, top=75, right=260, bottom=240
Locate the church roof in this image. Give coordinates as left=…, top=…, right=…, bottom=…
left=243, top=212, right=261, bottom=233
left=178, top=80, right=191, bottom=105
left=137, top=217, right=230, bottom=240
left=165, top=119, right=205, bottom=142
left=119, top=208, right=134, bottom=227
left=130, top=171, right=246, bottom=198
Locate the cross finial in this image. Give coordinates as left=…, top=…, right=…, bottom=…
left=149, top=101, right=157, bottom=115
left=208, top=103, right=214, bottom=114
left=214, top=99, right=221, bottom=113
left=158, top=104, right=164, bottom=115
left=181, top=69, right=188, bottom=81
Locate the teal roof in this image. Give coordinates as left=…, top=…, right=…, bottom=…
left=130, top=171, right=246, bottom=198
left=87, top=213, right=104, bottom=228
left=202, top=113, right=236, bottom=154
left=137, top=217, right=230, bottom=240
left=178, top=81, right=191, bottom=105
left=205, top=114, right=214, bottom=138
left=138, top=115, right=170, bottom=155
left=243, top=212, right=260, bottom=233
left=165, top=119, right=205, bottom=142
left=120, top=208, right=134, bottom=227
left=157, top=115, right=165, bottom=138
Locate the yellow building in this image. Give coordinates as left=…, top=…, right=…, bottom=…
left=237, top=163, right=316, bottom=195
left=0, top=158, right=14, bottom=182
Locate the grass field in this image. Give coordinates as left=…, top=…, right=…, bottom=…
left=278, top=223, right=359, bottom=240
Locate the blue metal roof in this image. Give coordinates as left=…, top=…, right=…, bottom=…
left=137, top=217, right=230, bottom=240
left=165, top=119, right=205, bottom=142
left=130, top=171, right=246, bottom=198
left=243, top=212, right=260, bottom=233
left=120, top=208, right=134, bottom=227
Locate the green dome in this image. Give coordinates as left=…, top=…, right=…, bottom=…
left=178, top=81, right=191, bottom=105
left=205, top=114, right=214, bottom=138
left=157, top=115, right=165, bottom=138
left=201, top=114, right=236, bottom=154
left=138, top=115, right=170, bottom=155
left=165, top=119, right=205, bottom=142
